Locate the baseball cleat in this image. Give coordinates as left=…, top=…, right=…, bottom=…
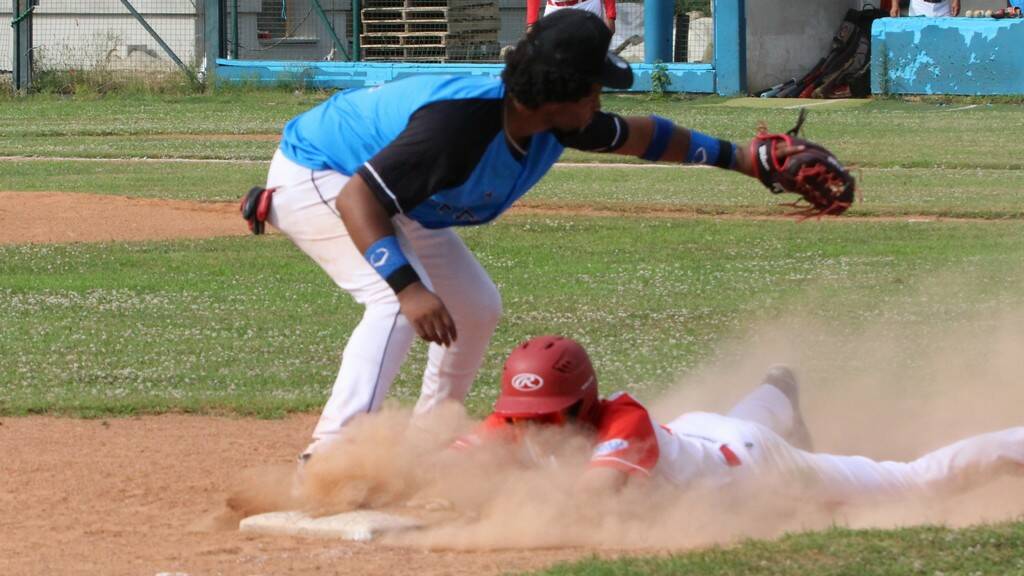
left=763, top=365, right=814, bottom=451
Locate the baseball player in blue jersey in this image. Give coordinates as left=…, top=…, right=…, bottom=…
left=254, top=9, right=851, bottom=460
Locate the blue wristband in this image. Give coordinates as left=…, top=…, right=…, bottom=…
left=684, top=131, right=737, bottom=169
left=364, top=235, right=419, bottom=293
left=641, top=116, right=674, bottom=161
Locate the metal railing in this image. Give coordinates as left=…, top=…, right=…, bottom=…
left=4, top=0, right=715, bottom=91
left=220, top=0, right=713, bottom=63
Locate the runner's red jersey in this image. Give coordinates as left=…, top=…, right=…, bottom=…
left=455, top=392, right=659, bottom=475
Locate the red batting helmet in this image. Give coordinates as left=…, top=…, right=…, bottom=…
left=493, top=335, right=599, bottom=424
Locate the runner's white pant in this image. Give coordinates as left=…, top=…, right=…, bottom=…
left=667, top=384, right=1024, bottom=505
left=266, top=150, right=502, bottom=450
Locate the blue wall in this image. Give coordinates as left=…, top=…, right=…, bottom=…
left=213, top=0, right=744, bottom=94
left=215, top=60, right=717, bottom=93
left=871, top=18, right=1024, bottom=95
left=714, top=0, right=746, bottom=95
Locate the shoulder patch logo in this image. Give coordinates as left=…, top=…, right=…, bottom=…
left=593, top=438, right=629, bottom=457
left=511, top=373, right=544, bottom=392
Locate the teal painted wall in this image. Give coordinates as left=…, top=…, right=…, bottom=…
left=871, top=18, right=1024, bottom=95
left=213, top=0, right=743, bottom=94
left=215, top=60, right=716, bottom=93
left=714, top=0, right=746, bottom=95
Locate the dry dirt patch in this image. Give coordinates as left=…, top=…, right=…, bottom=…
left=1, top=191, right=959, bottom=248
left=0, top=192, right=251, bottom=244
left=0, top=415, right=589, bottom=576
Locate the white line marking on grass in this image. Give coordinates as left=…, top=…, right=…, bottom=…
left=0, top=156, right=697, bottom=169
left=783, top=100, right=851, bottom=110
left=938, top=104, right=979, bottom=112
left=0, top=155, right=266, bottom=164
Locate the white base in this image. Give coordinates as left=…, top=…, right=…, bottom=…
left=239, top=510, right=423, bottom=541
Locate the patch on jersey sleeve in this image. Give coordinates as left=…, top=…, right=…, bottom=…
left=592, top=438, right=629, bottom=457
left=588, top=393, right=660, bottom=475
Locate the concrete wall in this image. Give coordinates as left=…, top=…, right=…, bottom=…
left=1, top=7, right=11, bottom=74
left=745, top=0, right=862, bottom=94
left=872, top=18, right=1024, bottom=95
left=2, top=0, right=199, bottom=71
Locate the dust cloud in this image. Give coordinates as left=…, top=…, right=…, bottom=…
left=223, top=277, right=1024, bottom=550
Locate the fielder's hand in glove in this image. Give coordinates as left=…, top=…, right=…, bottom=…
left=750, top=109, right=856, bottom=217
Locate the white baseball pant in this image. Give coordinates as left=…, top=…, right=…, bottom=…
left=909, top=0, right=951, bottom=17
left=266, top=150, right=502, bottom=452
left=666, top=383, right=1024, bottom=505
left=543, top=0, right=606, bottom=21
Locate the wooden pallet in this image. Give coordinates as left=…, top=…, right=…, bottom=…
left=360, top=0, right=499, bottom=61
left=362, top=49, right=499, bottom=61
left=364, top=20, right=498, bottom=35
left=361, top=30, right=498, bottom=47
left=361, top=5, right=496, bottom=19
left=361, top=0, right=495, bottom=9
left=362, top=6, right=447, bottom=21
left=361, top=33, right=445, bottom=47
left=362, top=46, right=446, bottom=60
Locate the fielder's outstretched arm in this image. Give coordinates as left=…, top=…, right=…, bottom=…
left=593, top=114, right=856, bottom=217
left=612, top=116, right=764, bottom=178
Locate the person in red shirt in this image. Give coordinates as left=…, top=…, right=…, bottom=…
left=527, top=0, right=616, bottom=35
left=461, top=336, right=1024, bottom=505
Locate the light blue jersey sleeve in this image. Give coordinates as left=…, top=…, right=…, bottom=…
left=279, top=75, right=505, bottom=174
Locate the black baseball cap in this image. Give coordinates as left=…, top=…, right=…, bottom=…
left=528, top=10, right=634, bottom=89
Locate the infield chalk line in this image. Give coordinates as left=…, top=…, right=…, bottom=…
left=7, top=156, right=1002, bottom=173
left=0, top=155, right=266, bottom=165
left=938, top=104, right=979, bottom=112
left=783, top=99, right=851, bottom=110
left=0, top=156, right=689, bottom=169
left=6, top=156, right=1017, bottom=173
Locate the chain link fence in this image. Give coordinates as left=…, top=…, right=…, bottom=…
left=609, top=0, right=712, bottom=63
left=222, top=0, right=501, bottom=62
left=226, top=0, right=352, bottom=61
left=222, top=0, right=712, bottom=63
left=4, top=0, right=716, bottom=90
left=2, top=0, right=205, bottom=89
left=41, top=1, right=199, bottom=72
left=676, top=0, right=714, bottom=63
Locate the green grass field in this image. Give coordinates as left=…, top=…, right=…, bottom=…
left=2, top=90, right=1023, bottom=574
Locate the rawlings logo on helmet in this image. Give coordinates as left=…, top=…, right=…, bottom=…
left=511, top=373, right=545, bottom=392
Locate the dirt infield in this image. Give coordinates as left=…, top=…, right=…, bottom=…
left=0, top=190, right=966, bottom=247
left=0, top=191, right=592, bottom=575
left=3, top=191, right=1020, bottom=575
left=0, top=415, right=588, bottom=576
left=0, top=192, right=252, bottom=244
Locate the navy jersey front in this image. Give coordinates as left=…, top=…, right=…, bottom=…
left=279, top=75, right=628, bottom=229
